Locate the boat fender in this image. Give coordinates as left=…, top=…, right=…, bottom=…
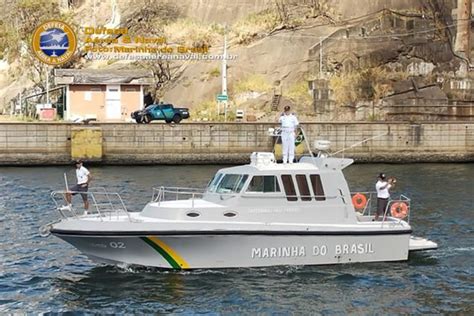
left=352, top=193, right=367, bottom=209
left=39, top=224, right=52, bottom=237
left=390, top=202, right=409, bottom=219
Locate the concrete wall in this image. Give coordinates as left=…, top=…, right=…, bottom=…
left=0, top=122, right=473, bottom=165
left=69, top=85, right=106, bottom=120
left=0, top=123, right=71, bottom=165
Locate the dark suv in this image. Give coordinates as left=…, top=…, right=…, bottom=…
left=131, top=103, right=190, bottom=124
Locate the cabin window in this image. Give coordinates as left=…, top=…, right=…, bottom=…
left=246, top=176, right=280, bottom=193
left=281, top=175, right=297, bottom=201
left=216, top=174, right=248, bottom=194
left=310, top=174, right=325, bottom=201
left=296, top=175, right=312, bottom=201
left=207, top=173, right=223, bottom=193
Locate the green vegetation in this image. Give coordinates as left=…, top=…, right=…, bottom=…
left=192, top=100, right=236, bottom=122
left=0, top=0, right=76, bottom=97
left=234, top=74, right=272, bottom=94
left=286, top=81, right=312, bottom=107
left=329, top=67, right=409, bottom=106
left=0, top=0, right=64, bottom=61
left=192, top=100, right=218, bottom=121
left=127, top=1, right=180, bottom=36
left=164, top=19, right=222, bottom=47
left=232, top=9, right=279, bottom=44
left=200, top=67, right=221, bottom=82
left=367, top=113, right=380, bottom=121
left=209, top=67, right=221, bottom=78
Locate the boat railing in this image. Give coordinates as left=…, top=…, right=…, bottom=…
left=383, top=194, right=411, bottom=225
left=351, top=191, right=378, bottom=216
left=152, top=186, right=207, bottom=208
left=152, top=186, right=346, bottom=208
left=351, top=191, right=411, bottom=224
left=51, top=187, right=131, bottom=221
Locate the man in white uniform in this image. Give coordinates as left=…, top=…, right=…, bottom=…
left=375, top=173, right=396, bottom=220
left=278, top=106, right=299, bottom=164
left=65, top=160, right=92, bottom=212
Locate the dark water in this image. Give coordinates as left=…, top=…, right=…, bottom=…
left=1, top=163, right=473, bottom=314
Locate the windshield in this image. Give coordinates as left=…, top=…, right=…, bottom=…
left=216, top=174, right=248, bottom=194
left=206, top=173, right=223, bottom=193
left=207, top=173, right=249, bottom=194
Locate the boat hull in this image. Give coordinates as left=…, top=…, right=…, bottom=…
left=52, top=232, right=411, bottom=269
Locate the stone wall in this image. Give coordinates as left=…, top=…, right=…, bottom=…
left=0, top=122, right=473, bottom=165
left=0, top=123, right=71, bottom=165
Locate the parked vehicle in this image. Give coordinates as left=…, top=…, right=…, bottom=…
left=131, top=103, right=190, bottom=124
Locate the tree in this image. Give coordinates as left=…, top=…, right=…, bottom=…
left=2, top=1, right=67, bottom=92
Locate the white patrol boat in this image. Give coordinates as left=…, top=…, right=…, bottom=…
left=43, top=148, right=437, bottom=269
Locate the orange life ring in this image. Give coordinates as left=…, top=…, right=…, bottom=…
left=390, top=202, right=409, bottom=219
left=352, top=193, right=367, bottom=209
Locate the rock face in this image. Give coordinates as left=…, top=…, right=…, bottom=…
left=1, top=0, right=472, bottom=122
left=179, top=0, right=273, bottom=23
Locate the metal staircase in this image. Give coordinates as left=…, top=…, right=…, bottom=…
left=271, top=94, right=282, bottom=111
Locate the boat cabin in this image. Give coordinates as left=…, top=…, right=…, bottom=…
left=145, top=152, right=359, bottom=224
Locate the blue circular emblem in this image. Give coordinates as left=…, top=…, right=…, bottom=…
left=32, top=20, right=77, bottom=65
left=39, top=28, right=69, bottom=57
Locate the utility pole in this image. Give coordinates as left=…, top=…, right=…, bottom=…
left=222, top=25, right=228, bottom=121
left=19, top=90, right=22, bottom=115
left=319, top=37, right=323, bottom=77
left=454, top=0, right=471, bottom=59
left=46, top=67, right=50, bottom=106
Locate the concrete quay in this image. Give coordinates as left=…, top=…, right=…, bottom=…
left=0, top=122, right=473, bottom=165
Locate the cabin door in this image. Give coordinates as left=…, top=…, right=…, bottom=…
left=106, top=85, right=121, bottom=120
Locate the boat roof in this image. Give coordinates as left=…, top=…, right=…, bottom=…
left=220, top=162, right=319, bottom=174
left=217, top=153, right=354, bottom=175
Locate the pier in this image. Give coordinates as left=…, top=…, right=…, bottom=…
left=0, top=122, right=473, bottom=165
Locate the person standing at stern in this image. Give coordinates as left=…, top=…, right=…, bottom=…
left=64, top=160, right=92, bottom=213
left=278, top=105, right=299, bottom=164
left=375, top=173, right=396, bottom=221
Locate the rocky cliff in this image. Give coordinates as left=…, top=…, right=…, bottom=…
left=0, top=0, right=472, bottom=121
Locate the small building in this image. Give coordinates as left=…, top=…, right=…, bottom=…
left=54, top=69, right=154, bottom=121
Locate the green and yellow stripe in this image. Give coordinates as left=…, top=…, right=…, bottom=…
left=141, top=236, right=190, bottom=269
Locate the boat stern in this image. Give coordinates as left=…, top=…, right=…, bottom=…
left=409, top=235, right=438, bottom=251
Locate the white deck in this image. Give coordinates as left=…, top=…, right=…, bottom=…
left=149, top=199, right=223, bottom=209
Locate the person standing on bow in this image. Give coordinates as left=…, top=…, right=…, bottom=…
left=278, top=105, right=299, bottom=164
left=65, top=160, right=92, bottom=212
left=375, top=173, right=396, bottom=220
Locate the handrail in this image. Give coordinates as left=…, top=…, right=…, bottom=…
left=153, top=186, right=343, bottom=199
left=382, top=194, right=411, bottom=226
left=51, top=188, right=131, bottom=221
left=151, top=185, right=347, bottom=208
left=350, top=191, right=377, bottom=216
left=350, top=191, right=411, bottom=226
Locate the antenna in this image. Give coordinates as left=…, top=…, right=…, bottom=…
left=330, top=133, right=388, bottom=156
left=299, top=127, right=314, bottom=158
left=64, top=172, right=69, bottom=191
